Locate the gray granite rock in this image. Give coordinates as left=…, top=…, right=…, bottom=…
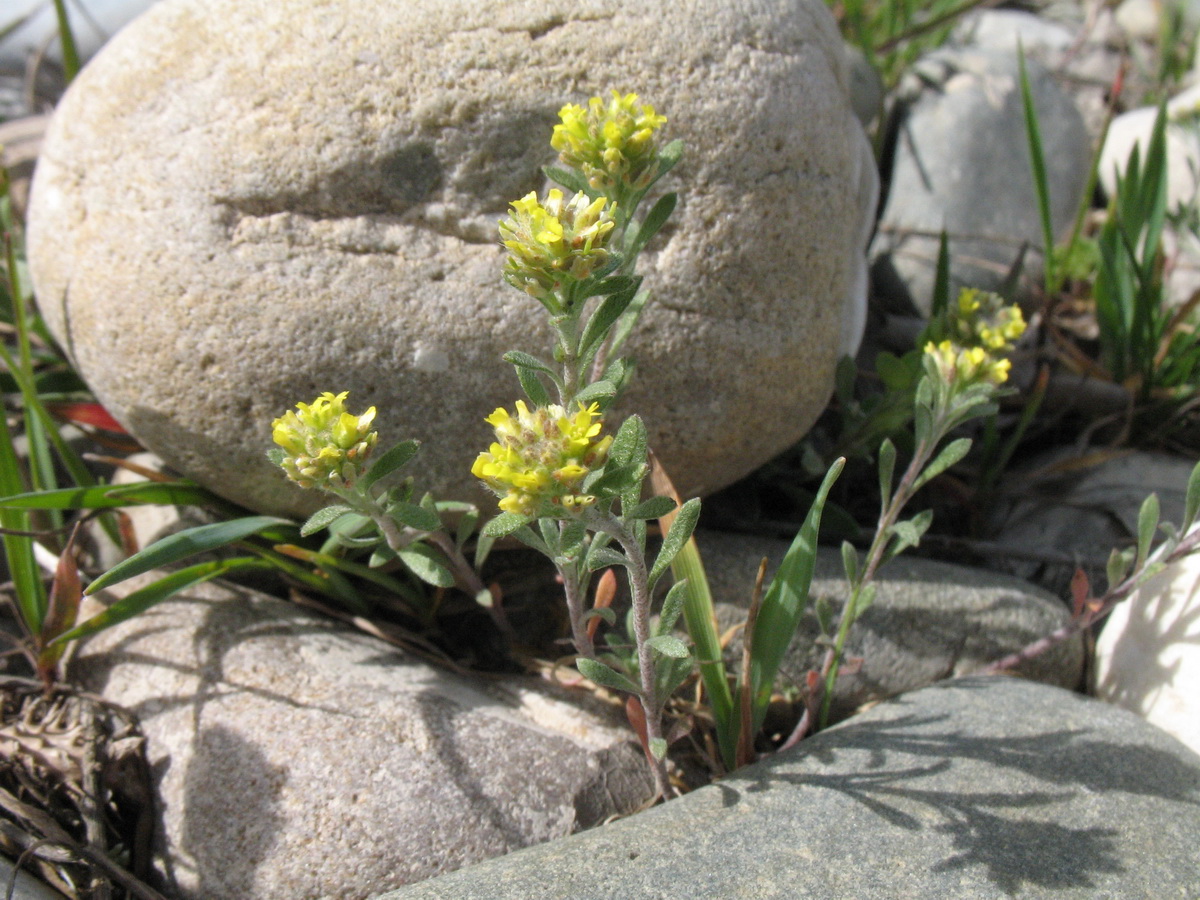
left=69, top=576, right=654, bottom=900
left=380, top=675, right=1200, bottom=899
left=696, top=531, right=1082, bottom=720
left=27, top=0, right=876, bottom=519
left=871, top=47, right=1090, bottom=315
left=987, top=449, right=1196, bottom=596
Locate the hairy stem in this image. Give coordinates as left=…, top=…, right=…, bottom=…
left=586, top=510, right=673, bottom=799
left=560, top=552, right=595, bottom=659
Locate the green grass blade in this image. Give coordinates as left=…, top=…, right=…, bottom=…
left=52, top=557, right=269, bottom=645
left=747, top=457, right=844, bottom=733
left=0, top=403, right=46, bottom=631
left=51, top=0, right=81, bottom=83
left=0, top=481, right=216, bottom=510
left=86, top=516, right=292, bottom=594
left=1018, top=46, right=1058, bottom=296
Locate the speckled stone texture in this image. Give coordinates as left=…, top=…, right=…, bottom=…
left=27, top=0, right=876, bottom=518
left=69, top=577, right=654, bottom=900
left=382, top=676, right=1200, bottom=899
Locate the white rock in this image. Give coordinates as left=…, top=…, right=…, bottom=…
left=1099, top=84, right=1200, bottom=214
left=27, top=0, right=876, bottom=518
left=69, top=575, right=653, bottom=899
left=1095, top=529, right=1200, bottom=756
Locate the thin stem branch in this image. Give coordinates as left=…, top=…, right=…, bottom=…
left=983, top=524, right=1200, bottom=674
left=559, top=552, right=595, bottom=659
left=349, top=490, right=512, bottom=638
left=817, top=410, right=948, bottom=726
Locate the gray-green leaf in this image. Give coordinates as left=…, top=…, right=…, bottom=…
left=647, top=634, right=689, bottom=658
left=300, top=505, right=355, bottom=537
left=576, top=657, right=641, bottom=695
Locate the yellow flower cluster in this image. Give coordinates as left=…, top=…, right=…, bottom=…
left=925, top=290, right=1027, bottom=386
left=552, top=90, right=667, bottom=193
left=499, top=189, right=617, bottom=303
left=472, top=401, right=612, bottom=517
left=953, top=289, right=1026, bottom=352
left=272, top=392, right=378, bottom=490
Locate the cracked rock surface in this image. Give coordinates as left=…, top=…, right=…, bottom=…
left=27, top=0, right=876, bottom=517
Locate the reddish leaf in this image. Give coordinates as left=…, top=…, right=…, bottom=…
left=37, top=524, right=83, bottom=686
left=625, top=695, right=651, bottom=762
left=1070, top=568, right=1090, bottom=618
left=47, top=401, right=128, bottom=434
left=588, top=568, right=618, bottom=642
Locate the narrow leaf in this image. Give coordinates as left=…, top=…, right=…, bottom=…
left=646, top=634, right=688, bottom=658
left=628, top=192, right=676, bottom=257
left=360, top=440, right=421, bottom=490
left=397, top=543, right=455, bottom=588
left=1135, top=492, right=1160, bottom=570
left=656, top=578, right=689, bottom=635
left=878, top=438, right=897, bottom=508
left=587, top=545, right=629, bottom=571
left=388, top=501, right=442, bottom=533
left=0, top=481, right=213, bottom=510
left=579, top=287, right=637, bottom=363
left=1185, top=459, right=1200, bottom=530
left=627, top=496, right=677, bottom=520
left=840, top=540, right=859, bottom=585
left=86, top=516, right=292, bottom=594
left=481, top=512, right=532, bottom=538
left=56, top=559, right=268, bottom=645
left=576, top=657, right=642, bottom=695
left=748, top=458, right=844, bottom=733
left=648, top=497, right=701, bottom=590
left=1106, top=547, right=1132, bottom=592
left=912, top=437, right=973, bottom=491
left=542, top=165, right=590, bottom=194
left=886, top=509, right=934, bottom=560
left=300, top=505, right=355, bottom=537
left=517, top=364, right=551, bottom=407
left=572, top=379, right=617, bottom=408
left=502, top=350, right=557, bottom=376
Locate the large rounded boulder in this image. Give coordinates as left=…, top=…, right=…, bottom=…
left=28, top=0, right=876, bottom=516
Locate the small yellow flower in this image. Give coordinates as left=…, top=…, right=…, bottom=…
left=472, top=401, right=613, bottom=517
left=499, top=189, right=617, bottom=303
left=925, top=290, right=1026, bottom=387
left=952, top=289, right=1026, bottom=352
left=552, top=90, right=667, bottom=194
left=272, top=392, right=378, bottom=490
left=924, top=340, right=1011, bottom=386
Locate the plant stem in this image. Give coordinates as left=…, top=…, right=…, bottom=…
left=585, top=509, right=672, bottom=799
left=817, top=412, right=947, bottom=727
left=349, top=490, right=511, bottom=637
left=559, top=552, right=595, bottom=659
left=983, top=524, right=1200, bottom=674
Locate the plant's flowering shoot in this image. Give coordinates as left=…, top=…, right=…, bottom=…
left=552, top=90, right=668, bottom=193
left=923, top=339, right=1000, bottom=385
left=925, top=290, right=1027, bottom=386
left=472, top=400, right=613, bottom=517
left=951, top=289, right=1027, bottom=352
left=499, top=189, right=617, bottom=304
left=272, top=392, right=378, bottom=490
